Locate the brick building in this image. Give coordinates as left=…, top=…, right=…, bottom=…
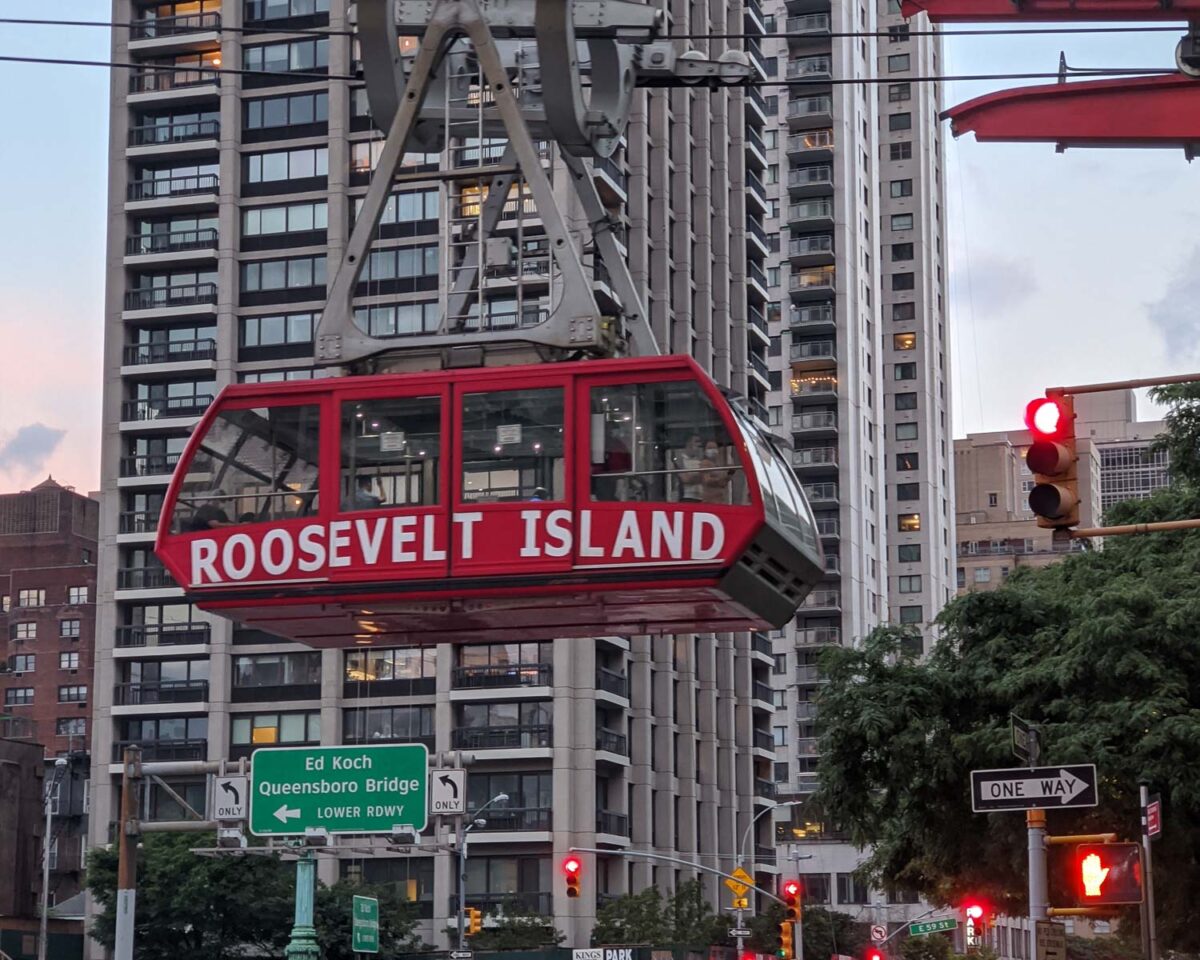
left=0, top=478, right=98, bottom=925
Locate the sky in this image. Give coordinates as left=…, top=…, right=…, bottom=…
left=0, top=6, right=1195, bottom=493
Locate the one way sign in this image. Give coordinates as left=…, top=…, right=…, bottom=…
left=431, top=768, right=466, bottom=815
left=971, top=764, right=1098, bottom=812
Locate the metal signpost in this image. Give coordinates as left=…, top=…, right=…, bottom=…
left=249, top=744, right=429, bottom=836
left=970, top=765, right=1098, bottom=812
left=724, top=867, right=755, bottom=956
left=909, top=918, right=958, bottom=937
left=352, top=896, right=380, bottom=954
left=1139, top=783, right=1161, bottom=960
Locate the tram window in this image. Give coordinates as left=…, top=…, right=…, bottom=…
left=341, top=397, right=441, bottom=509
left=461, top=389, right=564, bottom=502
left=173, top=404, right=320, bottom=532
left=590, top=382, right=748, bottom=505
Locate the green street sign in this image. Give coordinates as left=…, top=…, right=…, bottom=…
left=909, top=918, right=958, bottom=937
left=249, top=744, right=428, bottom=836
left=352, top=895, right=379, bottom=954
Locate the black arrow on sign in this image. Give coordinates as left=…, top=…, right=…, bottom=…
left=220, top=780, right=241, bottom=806
left=439, top=774, right=459, bottom=799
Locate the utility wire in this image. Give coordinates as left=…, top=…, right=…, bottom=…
left=0, top=16, right=353, bottom=37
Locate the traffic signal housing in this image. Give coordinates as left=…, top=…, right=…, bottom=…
left=962, top=899, right=987, bottom=948
left=467, top=908, right=482, bottom=935
left=1071, top=843, right=1143, bottom=906
left=781, top=879, right=801, bottom=921
left=564, top=856, right=582, bottom=898
left=778, top=920, right=794, bottom=960
left=1024, top=395, right=1079, bottom=529
left=865, top=949, right=884, bottom=960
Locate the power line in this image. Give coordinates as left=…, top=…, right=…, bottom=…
left=0, top=16, right=353, bottom=37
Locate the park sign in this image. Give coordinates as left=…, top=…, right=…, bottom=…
left=249, top=744, right=428, bottom=836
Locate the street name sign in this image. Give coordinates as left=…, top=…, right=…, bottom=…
left=1035, top=920, right=1066, bottom=960
left=910, top=918, right=958, bottom=937
left=1011, top=714, right=1038, bottom=764
left=450, top=952, right=474, bottom=960
left=249, top=744, right=428, bottom=836
left=729, top=928, right=752, bottom=938
left=431, top=768, right=467, bottom=815
left=352, top=895, right=379, bottom=954
left=1145, top=793, right=1163, bottom=838
left=213, top=775, right=248, bottom=822
left=970, top=764, right=1097, bottom=812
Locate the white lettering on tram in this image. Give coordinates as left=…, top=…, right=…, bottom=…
left=187, top=509, right=729, bottom=584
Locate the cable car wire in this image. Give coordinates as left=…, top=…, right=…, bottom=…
left=0, top=16, right=354, bottom=37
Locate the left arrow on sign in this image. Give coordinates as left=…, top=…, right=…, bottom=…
left=274, top=805, right=301, bottom=823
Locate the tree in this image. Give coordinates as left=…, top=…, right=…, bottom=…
left=814, top=483, right=1200, bottom=948
left=87, top=833, right=294, bottom=960
left=799, top=906, right=868, bottom=960
left=463, top=896, right=565, bottom=950
left=591, top=881, right=729, bottom=949
left=899, top=933, right=953, bottom=960
left=1149, top=382, right=1200, bottom=486
left=314, top=880, right=422, bottom=960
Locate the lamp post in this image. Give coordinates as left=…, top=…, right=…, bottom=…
left=38, top=757, right=69, bottom=960
left=734, top=799, right=805, bottom=960
left=457, top=792, right=509, bottom=951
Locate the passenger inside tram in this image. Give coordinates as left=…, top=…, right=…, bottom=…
left=341, top=396, right=441, bottom=509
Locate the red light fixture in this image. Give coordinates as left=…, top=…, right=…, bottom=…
left=564, top=856, right=582, bottom=898
left=563, top=856, right=581, bottom=875
left=1025, top=397, right=1066, bottom=439
left=965, top=904, right=983, bottom=920
left=783, top=880, right=801, bottom=898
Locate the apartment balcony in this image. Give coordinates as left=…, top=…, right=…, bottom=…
left=746, top=217, right=772, bottom=260
left=113, top=739, right=206, bottom=763
left=596, top=667, right=630, bottom=700
left=786, top=0, right=834, bottom=14
left=119, top=452, right=181, bottom=480
left=126, top=174, right=219, bottom=210
left=790, top=375, right=837, bottom=401
left=801, top=588, right=842, bottom=612
left=751, top=680, right=774, bottom=708
left=793, top=447, right=838, bottom=471
left=115, top=622, right=211, bottom=649
left=746, top=85, right=770, bottom=126
left=803, top=482, right=838, bottom=507
left=786, top=130, right=834, bottom=162
left=792, top=411, right=837, bottom=435
left=596, top=809, right=630, bottom=837
left=786, top=14, right=832, bottom=43
left=592, top=155, right=628, bottom=206
left=120, top=396, right=213, bottom=425
left=747, top=261, right=771, bottom=303
left=129, top=12, right=222, bottom=54
left=789, top=339, right=836, bottom=374
left=474, top=806, right=552, bottom=832
left=450, top=663, right=551, bottom=690
left=745, top=125, right=769, bottom=170
left=597, top=728, right=629, bottom=758
left=754, top=777, right=777, bottom=802
left=786, top=96, right=833, bottom=131
left=128, top=67, right=219, bottom=104
left=114, top=679, right=209, bottom=706
left=124, top=283, right=218, bottom=315
left=128, top=119, right=219, bottom=158
left=823, top=553, right=841, bottom=575
left=753, top=728, right=775, bottom=755
left=454, top=893, right=552, bottom=917
left=795, top=665, right=826, bottom=686
left=745, top=170, right=770, bottom=216
left=787, top=199, right=833, bottom=231
left=787, top=163, right=833, bottom=198
left=788, top=233, right=834, bottom=269
left=786, top=57, right=832, bottom=82
left=118, top=510, right=160, bottom=537
left=116, top=566, right=176, bottom=591
left=815, top=516, right=840, bottom=538
left=789, top=267, right=835, bottom=300
left=747, top=304, right=771, bottom=346
left=796, top=626, right=841, bottom=646
left=797, top=737, right=821, bottom=759
left=748, top=351, right=771, bottom=389
left=751, top=630, right=773, bottom=658
left=122, top=339, right=217, bottom=371
left=452, top=724, right=552, bottom=751
left=125, top=228, right=219, bottom=267
left=790, top=302, right=835, bottom=333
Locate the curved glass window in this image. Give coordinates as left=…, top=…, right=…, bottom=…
left=340, top=396, right=441, bottom=509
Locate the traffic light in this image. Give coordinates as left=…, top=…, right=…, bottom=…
left=467, top=908, right=482, bottom=935
left=865, top=949, right=884, bottom=960
left=781, top=879, right=801, bottom=921
left=777, top=920, right=794, bottom=960
left=1024, top=395, right=1079, bottom=529
left=1071, top=843, right=1143, bottom=905
left=564, top=855, right=582, bottom=898
left=963, top=900, right=985, bottom=948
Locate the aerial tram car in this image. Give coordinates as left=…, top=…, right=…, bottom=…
left=152, top=0, right=826, bottom=645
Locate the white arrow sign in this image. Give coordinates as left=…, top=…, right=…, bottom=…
left=274, top=804, right=302, bottom=823
left=971, top=764, right=1098, bottom=812
left=979, top=769, right=1087, bottom=804
left=431, top=768, right=467, bottom=815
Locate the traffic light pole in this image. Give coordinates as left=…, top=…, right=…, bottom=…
left=1025, top=733, right=1048, bottom=960
left=1139, top=783, right=1159, bottom=960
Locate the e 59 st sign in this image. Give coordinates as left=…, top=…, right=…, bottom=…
left=250, top=744, right=428, bottom=836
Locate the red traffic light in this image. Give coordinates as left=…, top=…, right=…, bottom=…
left=1025, top=397, right=1068, bottom=440
left=1073, top=843, right=1143, bottom=905
left=782, top=880, right=801, bottom=899
left=563, top=856, right=581, bottom=876
left=965, top=904, right=983, bottom=920
left=866, top=950, right=883, bottom=960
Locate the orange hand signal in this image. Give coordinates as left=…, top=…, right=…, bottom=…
left=1081, top=853, right=1110, bottom=896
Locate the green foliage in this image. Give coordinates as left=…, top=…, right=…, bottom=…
left=465, top=896, right=565, bottom=950
left=590, top=880, right=730, bottom=949
left=900, top=933, right=953, bottom=960
left=87, top=834, right=421, bottom=960
left=1063, top=934, right=1141, bottom=960
left=1149, top=382, right=1200, bottom=487
left=798, top=906, right=869, bottom=960
left=814, top=481, right=1200, bottom=949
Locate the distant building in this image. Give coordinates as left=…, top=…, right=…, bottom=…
left=954, top=390, right=1168, bottom=593
left=0, top=478, right=98, bottom=938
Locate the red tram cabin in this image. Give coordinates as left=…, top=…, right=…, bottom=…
left=154, top=356, right=824, bottom=645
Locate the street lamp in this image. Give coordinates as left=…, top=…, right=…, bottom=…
left=457, top=792, right=509, bottom=950
left=740, top=798, right=803, bottom=869
left=38, top=757, right=69, bottom=960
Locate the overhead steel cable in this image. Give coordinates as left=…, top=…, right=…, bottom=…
left=0, top=16, right=354, bottom=37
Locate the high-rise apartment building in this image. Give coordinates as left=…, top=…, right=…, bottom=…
left=0, top=478, right=97, bottom=924
left=95, top=0, right=783, bottom=947
left=760, top=0, right=953, bottom=922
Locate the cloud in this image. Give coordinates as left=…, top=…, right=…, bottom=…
left=0, top=423, right=67, bottom=477
left=956, top=255, right=1040, bottom=319
left=1146, top=247, right=1200, bottom=362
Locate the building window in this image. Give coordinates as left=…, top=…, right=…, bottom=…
left=893, top=304, right=917, bottom=325
left=241, top=255, right=326, bottom=293
left=4, top=688, right=34, bottom=706
left=897, top=513, right=921, bottom=532
left=894, top=393, right=918, bottom=411
left=345, top=647, right=437, bottom=682
left=897, top=452, right=920, bottom=471
left=890, top=214, right=914, bottom=233
left=888, top=54, right=911, bottom=72
left=242, top=201, right=328, bottom=237
left=988, top=492, right=999, bottom=507
left=59, top=652, right=80, bottom=670
left=10, top=654, right=35, bottom=673
left=57, top=717, right=86, bottom=737
left=892, top=273, right=915, bottom=291
left=343, top=705, right=434, bottom=743
left=836, top=873, right=870, bottom=904
left=896, top=483, right=920, bottom=501
left=894, top=362, right=917, bottom=380
left=68, top=587, right=89, bottom=604
left=899, top=606, right=922, bottom=624
left=233, top=653, right=322, bottom=688
left=888, top=113, right=912, bottom=132
left=244, top=91, right=328, bottom=130
left=355, top=189, right=439, bottom=226
left=774, top=761, right=790, bottom=781
left=242, top=38, right=329, bottom=75
left=0, top=596, right=8, bottom=612
left=895, top=422, right=918, bottom=440
left=800, top=874, right=832, bottom=904
left=244, top=147, right=329, bottom=183
left=956, top=567, right=966, bottom=588
left=246, top=0, right=332, bottom=20
left=773, top=726, right=788, bottom=747
left=60, top=620, right=81, bottom=638
left=361, top=245, right=440, bottom=282
left=889, top=24, right=911, bottom=41
left=353, top=301, right=440, bottom=338
left=241, top=312, right=317, bottom=347
left=59, top=685, right=88, bottom=703
left=892, top=243, right=914, bottom=262
left=231, top=711, right=321, bottom=747
left=974, top=568, right=993, bottom=583
left=889, top=141, right=913, bottom=161
left=888, top=83, right=912, bottom=103
left=17, top=589, right=45, bottom=608
left=897, top=544, right=921, bottom=562
left=898, top=575, right=922, bottom=593
left=11, top=622, right=36, bottom=641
